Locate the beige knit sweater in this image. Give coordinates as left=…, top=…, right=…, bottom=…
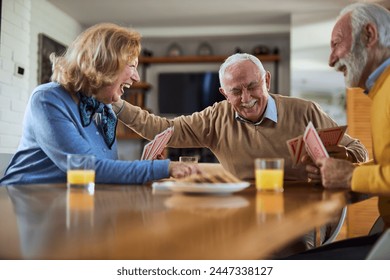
left=117, top=93, right=368, bottom=181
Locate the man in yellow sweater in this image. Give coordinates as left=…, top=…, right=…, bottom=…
left=287, top=2, right=390, bottom=259
left=317, top=3, right=390, bottom=196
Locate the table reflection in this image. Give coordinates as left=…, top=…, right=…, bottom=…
left=66, top=187, right=95, bottom=229
left=256, top=192, right=284, bottom=222
left=164, top=194, right=249, bottom=210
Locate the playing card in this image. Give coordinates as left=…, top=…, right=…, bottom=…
left=317, top=125, right=347, bottom=147
left=141, top=141, right=153, bottom=160
left=287, top=136, right=302, bottom=166
left=141, top=126, right=174, bottom=160
left=149, top=127, right=174, bottom=160
left=286, top=124, right=347, bottom=166
left=147, top=131, right=167, bottom=159
left=296, top=137, right=310, bottom=166
left=303, top=121, right=329, bottom=162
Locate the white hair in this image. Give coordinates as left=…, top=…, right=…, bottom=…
left=340, top=2, right=390, bottom=48
left=218, top=53, right=266, bottom=88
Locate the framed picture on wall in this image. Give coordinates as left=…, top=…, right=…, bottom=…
left=38, top=33, right=67, bottom=84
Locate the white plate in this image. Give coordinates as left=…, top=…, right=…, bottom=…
left=152, top=181, right=250, bottom=194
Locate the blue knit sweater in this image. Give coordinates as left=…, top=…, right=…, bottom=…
left=0, top=82, right=169, bottom=185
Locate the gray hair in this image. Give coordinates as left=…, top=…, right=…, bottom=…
left=340, top=2, right=390, bottom=48
left=218, top=53, right=266, bottom=88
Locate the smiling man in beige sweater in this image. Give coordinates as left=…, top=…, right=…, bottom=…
left=114, top=53, right=368, bottom=182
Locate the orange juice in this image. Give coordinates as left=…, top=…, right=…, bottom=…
left=255, top=169, right=284, bottom=191
left=67, top=169, right=95, bottom=186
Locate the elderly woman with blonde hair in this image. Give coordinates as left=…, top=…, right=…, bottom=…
left=0, top=23, right=198, bottom=185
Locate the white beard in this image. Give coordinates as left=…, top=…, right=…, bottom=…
left=335, top=37, right=368, bottom=88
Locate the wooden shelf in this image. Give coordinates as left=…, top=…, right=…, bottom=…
left=138, top=53, right=280, bottom=93
left=139, top=54, right=280, bottom=64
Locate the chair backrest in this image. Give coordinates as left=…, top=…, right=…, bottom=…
left=0, top=153, right=14, bottom=177
left=369, top=217, right=385, bottom=235
left=366, top=229, right=390, bottom=259
left=322, top=206, right=348, bottom=245
left=303, top=206, right=348, bottom=249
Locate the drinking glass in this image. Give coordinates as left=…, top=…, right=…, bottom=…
left=179, top=156, right=198, bottom=164
left=254, top=158, right=284, bottom=192
left=67, top=154, right=95, bottom=190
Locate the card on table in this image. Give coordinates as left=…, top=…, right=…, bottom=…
left=141, top=126, right=174, bottom=160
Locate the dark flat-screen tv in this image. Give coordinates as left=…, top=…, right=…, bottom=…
left=158, top=72, right=224, bottom=115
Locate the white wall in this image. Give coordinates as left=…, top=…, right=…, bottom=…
left=0, top=0, right=31, bottom=153
left=0, top=0, right=82, bottom=154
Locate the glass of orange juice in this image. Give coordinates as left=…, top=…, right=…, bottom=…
left=67, top=154, right=95, bottom=190
left=254, top=158, right=284, bottom=192
left=179, top=156, right=198, bottom=164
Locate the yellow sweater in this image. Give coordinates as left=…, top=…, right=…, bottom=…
left=352, top=66, right=390, bottom=194
left=351, top=66, right=390, bottom=229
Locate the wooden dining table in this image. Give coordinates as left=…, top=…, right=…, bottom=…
left=0, top=174, right=370, bottom=260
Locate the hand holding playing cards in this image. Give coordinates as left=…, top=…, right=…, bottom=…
left=141, top=127, right=174, bottom=160
left=302, top=156, right=321, bottom=182
left=155, top=154, right=165, bottom=160
left=327, top=145, right=352, bottom=161
left=315, top=157, right=355, bottom=189
left=304, top=145, right=351, bottom=181
left=169, top=161, right=201, bottom=179
left=286, top=123, right=347, bottom=167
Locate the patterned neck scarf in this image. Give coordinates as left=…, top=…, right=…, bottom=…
left=78, top=93, right=117, bottom=149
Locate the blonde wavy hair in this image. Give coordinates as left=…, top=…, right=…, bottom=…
left=50, top=23, right=141, bottom=95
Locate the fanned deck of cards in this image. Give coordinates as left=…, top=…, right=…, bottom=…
left=141, top=126, right=174, bottom=160
left=286, top=122, right=347, bottom=166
